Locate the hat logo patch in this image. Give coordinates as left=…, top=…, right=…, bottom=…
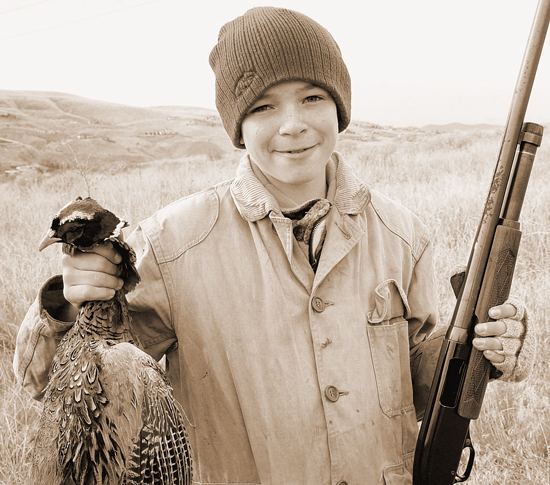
left=235, top=72, right=256, bottom=97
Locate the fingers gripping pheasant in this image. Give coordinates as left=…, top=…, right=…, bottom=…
left=34, top=197, right=193, bottom=485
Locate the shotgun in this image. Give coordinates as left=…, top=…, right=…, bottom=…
left=413, top=1, right=550, bottom=483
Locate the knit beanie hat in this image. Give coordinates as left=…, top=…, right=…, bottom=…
left=209, top=7, right=352, bottom=149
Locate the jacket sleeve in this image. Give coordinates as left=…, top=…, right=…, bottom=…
left=13, top=275, right=74, bottom=400
left=405, top=237, right=441, bottom=421
left=125, top=224, right=178, bottom=360
left=13, top=226, right=177, bottom=401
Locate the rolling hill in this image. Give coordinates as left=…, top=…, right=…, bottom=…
left=0, top=90, right=237, bottom=174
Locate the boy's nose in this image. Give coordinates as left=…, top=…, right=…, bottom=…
left=278, top=108, right=308, bottom=136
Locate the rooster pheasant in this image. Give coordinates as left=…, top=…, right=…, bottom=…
left=33, top=197, right=193, bottom=485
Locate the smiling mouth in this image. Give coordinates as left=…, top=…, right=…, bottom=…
left=277, top=145, right=315, bottom=154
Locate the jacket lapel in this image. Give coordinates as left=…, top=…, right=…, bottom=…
left=313, top=208, right=365, bottom=291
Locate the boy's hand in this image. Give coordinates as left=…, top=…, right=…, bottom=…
left=62, top=241, right=124, bottom=308
left=472, top=303, right=515, bottom=363
left=472, top=298, right=535, bottom=382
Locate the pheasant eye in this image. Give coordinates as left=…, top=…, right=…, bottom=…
left=58, top=224, right=86, bottom=246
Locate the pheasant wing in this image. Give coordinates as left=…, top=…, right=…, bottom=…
left=126, top=357, right=193, bottom=485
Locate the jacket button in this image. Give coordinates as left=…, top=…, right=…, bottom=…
left=325, top=385, right=340, bottom=402
left=312, top=297, right=325, bottom=312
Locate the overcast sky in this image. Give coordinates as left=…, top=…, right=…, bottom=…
left=1, top=0, right=549, bottom=127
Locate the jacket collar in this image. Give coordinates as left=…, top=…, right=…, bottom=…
left=230, top=152, right=371, bottom=222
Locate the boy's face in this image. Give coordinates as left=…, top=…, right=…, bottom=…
left=240, top=81, right=338, bottom=199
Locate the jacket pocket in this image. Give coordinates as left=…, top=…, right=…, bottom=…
left=382, top=451, right=414, bottom=484
left=367, top=279, right=414, bottom=418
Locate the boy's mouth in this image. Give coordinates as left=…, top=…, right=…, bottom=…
left=277, top=145, right=316, bottom=154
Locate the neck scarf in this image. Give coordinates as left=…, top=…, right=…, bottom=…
left=283, top=199, right=331, bottom=272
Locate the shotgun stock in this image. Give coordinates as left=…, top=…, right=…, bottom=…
left=413, top=1, right=550, bottom=483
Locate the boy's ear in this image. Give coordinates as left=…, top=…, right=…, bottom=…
left=240, top=135, right=244, bottom=146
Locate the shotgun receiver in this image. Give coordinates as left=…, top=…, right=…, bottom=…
left=413, top=1, right=550, bottom=483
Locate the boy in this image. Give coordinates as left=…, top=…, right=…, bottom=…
left=14, top=7, right=533, bottom=484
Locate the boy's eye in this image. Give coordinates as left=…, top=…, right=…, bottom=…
left=250, top=104, right=271, bottom=114
left=304, top=95, right=324, bottom=103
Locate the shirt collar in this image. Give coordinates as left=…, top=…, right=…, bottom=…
left=249, top=160, right=299, bottom=210
left=230, top=152, right=371, bottom=222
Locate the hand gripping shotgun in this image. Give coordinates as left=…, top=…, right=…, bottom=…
left=413, top=1, right=550, bottom=483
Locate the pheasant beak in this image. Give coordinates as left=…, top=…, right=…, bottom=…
left=39, top=230, right=62, bottom=251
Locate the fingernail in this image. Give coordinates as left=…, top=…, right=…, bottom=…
left=489, top=308, right=500, bottom=319
left=473, top=338, right=484, bottom=349
left=114, top=253, right=122, bottom=264
left=476, top=324, right=487, bottom=334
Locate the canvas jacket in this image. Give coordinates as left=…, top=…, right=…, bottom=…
left=15, top=153, right=439, bottom=485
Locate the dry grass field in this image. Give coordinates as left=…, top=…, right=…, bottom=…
left=1, top=126, right=549, bottom=483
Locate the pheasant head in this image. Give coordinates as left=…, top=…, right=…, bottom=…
left=39, top=197, right=140, bottom=293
